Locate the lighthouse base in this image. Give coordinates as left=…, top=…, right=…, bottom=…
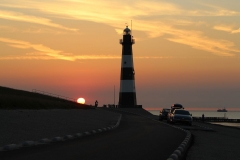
left=118, top=105, right=142, bottom=108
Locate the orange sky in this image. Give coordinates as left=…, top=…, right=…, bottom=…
left=0, top=0, right=240, bottom=110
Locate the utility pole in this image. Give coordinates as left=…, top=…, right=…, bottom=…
left=114, top=85, right=115, bottom=107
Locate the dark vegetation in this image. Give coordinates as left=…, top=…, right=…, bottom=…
left=0, top=86, right=91, bottom=109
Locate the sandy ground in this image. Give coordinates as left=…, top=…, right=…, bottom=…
left=0, top=109, right=120, bottom=147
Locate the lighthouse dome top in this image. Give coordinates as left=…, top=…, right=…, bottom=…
left=123, top=26, right=131, bottom=35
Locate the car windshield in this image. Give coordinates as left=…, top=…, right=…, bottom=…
left=173, top=104, right=182, bottom=107
left=163, top=109, right=170, bottom=112
left=174, top=110, right=190, bottom=115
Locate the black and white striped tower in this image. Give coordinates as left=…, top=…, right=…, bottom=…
left=118, top=26, right=141, bottom=108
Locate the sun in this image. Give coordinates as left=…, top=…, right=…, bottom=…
left=77, top=98, right=85, bottom=104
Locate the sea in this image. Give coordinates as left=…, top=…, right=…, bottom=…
left=148, top=110, right=240, bottom=128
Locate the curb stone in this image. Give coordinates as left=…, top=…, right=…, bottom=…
left=2, top=144, right=18, bottom=151
left=52, top=137, right=64, bottom=142
left=74, top=133, right=83, bottom=138
left=22, top=141, right=36, bottom=147
left=0, top=114, right=122, bottom=152
left=38, top=138, right=51, bottom=144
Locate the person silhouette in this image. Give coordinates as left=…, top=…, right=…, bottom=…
left=95, top=100, right=98, bottom=107
left=202, top=114, right=205, bottom=122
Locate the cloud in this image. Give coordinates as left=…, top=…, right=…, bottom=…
left=213, top=25, right=240, bottom=34
left=0, top=56, right=55, bottom=60
left=0, top=37, right=75, bottom=61
left=0, top=37, right=170, bottom=61
left=192, top=1, right=240, bottom=16
left=232, top=28, right=240, bottom=34
left=0, top=25, right=73, bottom=35
left=166, top=28, right=240, bottom=56
left=213, top=25, right=233, bottom=32
left=187, top=9, right=240, bottom=17
left=0, top=0, right=240, bottom=56
left=0, top=25, right=16, bottom=32
left=0, top=10, right=78, bottom=31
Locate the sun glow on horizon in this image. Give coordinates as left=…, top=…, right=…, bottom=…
left=77, top=98, right=85, bottom=104
left=0, top=0, right=240, bottom=110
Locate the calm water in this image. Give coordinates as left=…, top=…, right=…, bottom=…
left=148, top=110, right=240, bottom=119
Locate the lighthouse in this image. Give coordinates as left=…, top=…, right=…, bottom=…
left=118, top=26, right=141, bottom=108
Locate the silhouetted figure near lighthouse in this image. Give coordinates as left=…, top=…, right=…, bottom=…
left=95, top=100, right=98, bottom=107
left=118, top=26, right=141, bottom=108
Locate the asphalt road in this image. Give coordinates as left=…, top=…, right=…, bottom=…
left=186, top=122, right=240, bottom=160
left=0, top=112, right=186, bottom=160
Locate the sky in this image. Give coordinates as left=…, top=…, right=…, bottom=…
left=0, top=0, right=240, bottom=111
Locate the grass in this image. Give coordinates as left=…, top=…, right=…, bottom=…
left=0, top=86, right=91, bottom=109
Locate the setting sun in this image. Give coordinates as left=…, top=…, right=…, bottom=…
left=77, top=98, right=85, bottom=104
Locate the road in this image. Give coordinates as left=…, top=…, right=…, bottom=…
left=0, top=111, right=186, bottom=160
left=186, top=122, right=240, bottom=160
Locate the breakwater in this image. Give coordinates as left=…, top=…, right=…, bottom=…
left=193, top=117, right=240, bottom=122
